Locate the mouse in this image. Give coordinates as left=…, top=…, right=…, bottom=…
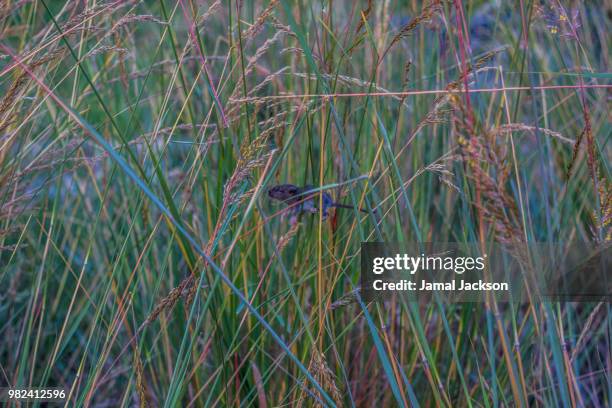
left=267, top=183, right=367, bottom=223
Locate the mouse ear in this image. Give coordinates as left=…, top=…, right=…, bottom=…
left=285, top=184, right=300, bottom=195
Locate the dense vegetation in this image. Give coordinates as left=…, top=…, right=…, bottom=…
left=0, top=0, right=610, bottom=406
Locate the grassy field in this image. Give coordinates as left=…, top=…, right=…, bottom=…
left=0, top=0, right=610, bottom=406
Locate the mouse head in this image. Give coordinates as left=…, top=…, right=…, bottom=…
left=267, top=184, right=300, bottom=202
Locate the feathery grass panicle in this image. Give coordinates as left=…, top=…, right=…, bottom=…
left=452, top=96, right=523, bottom=244
left=379, top=1, right=442, bottom=62
left=133, top=346, right=149, bottom=408
left=0, top=48, right=65, bottom=133
left=242, top=0, right=280, bottom=40
left=298, top=349, right=342, bottom=408
left=145, top=120, right=277, bottom=319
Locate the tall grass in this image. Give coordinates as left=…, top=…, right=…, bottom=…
left=0, top=0, right=610, bottom=406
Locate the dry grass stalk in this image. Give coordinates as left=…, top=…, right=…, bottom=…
left=0, top=193, right=34, bottom=224
left=382, top=49, right=504, bottom=159
left=330, top=287, right=361, bottom=310
left=250, top=362, right=268, bottom=408
left=133, top=346, right=149, bottom=408
left=59, top=3, right=110, bottom=32
left=297, top=349, right=342, bottom=408
left=224, top=1, right=291, bottom=122
left=144, top=114, right=277, bottom=324
left=379, top=1, right=442, bottom=63
left=582, top=110, right=598, bottom=190
left=290, top=72, right=414, bottom=110
left=0, top=48, right=67, bottom=232
left=452, top=96, right=523, bottom=245
left=0, top=47, right=65, bottom=134
left=143, top=276, right=194, bottom=326
left=398, top=60, right=413, bottom=106
left=566, top=110, right=607, bottom=242
left=227, top=29, right=290, bottom=120
left=369, top=51, right=504, bottom=220
left=492, top=123, right=573, bottom=145
left=276, top=221, right=299, bottom=250
left=115, top=13, right=167, bottom=27
left=46, top=1, right=131, bottom=42
left=199, top=0, right=222, bottom=25
left=14, top=137, right=82, bottom=176
left=354, top=0, right=373, bottom=34
left=247, top=67, right=291, bottom=98
left=0, top=0, right=32, bottom=21
left=87, top=45, right=129, bottom=58
left=242, top=0, right=280, bottom=40
left=566, top=126, right=586, bottom=180
left=571, top=302, right=605, bottom=362
left=593, top=168, right=611, bottom=242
